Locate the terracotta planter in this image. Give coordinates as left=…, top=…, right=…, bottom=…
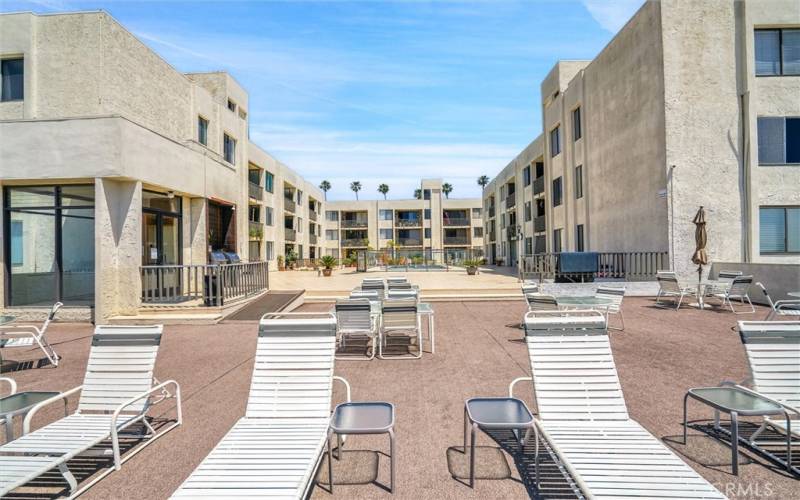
left=466, top=266, right=478, bottom=275
left=323, top=268, right=332, bottom=277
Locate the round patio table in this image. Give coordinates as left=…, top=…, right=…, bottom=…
left=555, top=296, right=613, bottom=310
left=0, top=315, right=16, bottom=325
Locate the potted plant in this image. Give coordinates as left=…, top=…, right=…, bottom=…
left=319, top=255, right=337, bottom=277
left=277, top=255, right=285, bottom=271
left=286, top=250, right=297, bottom=270
left=464, top=259, right=481, bottom=275
left=249, top=227, right=263, bottom=240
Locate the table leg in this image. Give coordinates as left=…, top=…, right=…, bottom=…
left=327, top=429, right=334, bottom=492
left=4, top=414, right=13, bottom=442
left=785, top=412, right=792, bottom=473
left=388, top=428, right=395, bottom=493
left=463, top=407, right=468, bottom=453
left=731, top=411, right=739, bottom=476
left=429, top=314, right=435, bottom=354
left=683, top=393, right=689, bottom=444
left=469, top=423, right=477, bottom=488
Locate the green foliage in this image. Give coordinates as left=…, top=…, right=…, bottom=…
left=319, top=255, right=337, bottom=269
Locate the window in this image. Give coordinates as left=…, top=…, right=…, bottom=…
left=326, top=210, right=339, bottom=222
left=552, top=177, right=563, bottom=207
left=227, top=98, right=236, bottom=112
left=424, top=228, right=431, bottom=239
left=10, top=220, right=22, bottom=265
left=379, top=209, right=393, bottom=220
left=248, top=241, right=261, bottom=261
left=524, top=201, right=532, bottom=221
left=296, top=189, right=303, bottom=204
left=472, top=207, right=481, bottom=218
left=1, top=58, right=23, bottom=102
left=296, top=217, right=303, bottom=233
left=266, top=241, right=274, bottom=260
left=576, top=224, right=585, bottom=251
left=535, top=162, right=544, bottom=179
left=758, top=117, right=800, bottom=164
left=553, top=228, right=562, bottom=253
left=265, top=207, right=273, bottom=226
left=424, top=209, right=431, bottom=220
left=473, top=227, right=483, bottom=238
left=525, top=237, right=533, bottom=255
left=380, top=228, right=393, bottom=239
left=248, top=205, right=260, bottom=223
left=760, top=207, right=799, bottom=254
left=755, top=29, right=800, bottom=76
left=326, top=230, right=339, bottom=241
left=423, top=189, right=431, bottom=200
left=264, top=171, right=274, bottom=193
left=572, top=107, right=582, bottom=141
left=549, top=126, right=561, bottom=157
left=575, top=165, right=583, bottom=199
left=238, top=108, right=247, bottom=120
left=523, top=166, right=531, bottom=186
left=197, top=116, right=208, bottom=146
left=223, top=134, right=236, bottom=165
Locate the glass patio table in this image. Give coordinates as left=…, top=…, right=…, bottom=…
left=1, top=391, right=61, bottom=441
left=0, top=315, right=16, bottom=326
left=555, top=296, right=613, bottom=311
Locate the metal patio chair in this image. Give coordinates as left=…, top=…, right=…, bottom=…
left=756, top=282, right=800, bottom=320
left=706, top=275, right=755, bottom=313
left=335, top=299, right=377, bottom=360
left=0, top=302, right=63, bottom=367
left=379, top=298, right=422, bottom=360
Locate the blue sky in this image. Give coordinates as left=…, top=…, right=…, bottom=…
left=5, top=0, right=643, bottom=200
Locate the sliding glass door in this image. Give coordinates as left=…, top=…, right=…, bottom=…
left=142, top=191, right=182, bottom=298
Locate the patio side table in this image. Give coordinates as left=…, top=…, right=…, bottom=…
left=417, top=303, right=435, bottom=353
left=683, top=386, right=790, bottom=475
left=328, top=401, right=395, bottom=493
left=0, top=391, right=61, bottom=442
left=464, top=397, right=537, bottom=488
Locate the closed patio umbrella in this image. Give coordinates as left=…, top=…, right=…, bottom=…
left=691, top=206, right=708, bottom=282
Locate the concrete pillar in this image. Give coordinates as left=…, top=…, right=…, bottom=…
left=187, top=197, right=207, bottom=265
left=94, top=178, right=142, bottom=322
left=0, top=184, right=5, bottom=308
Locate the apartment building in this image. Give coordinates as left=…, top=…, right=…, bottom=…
left=324, top=179, right=484, bottom=260
left=0, top=11, right=324, bottom=320
left=483, top=0, right=800, bottom=277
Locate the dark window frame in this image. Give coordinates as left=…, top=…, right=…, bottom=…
left=223, top=133, right=236, bottom=165
left=572, top=107, right=582, bottom=141
left=758, top=116, right=800, bottom=165
left=552, top=177, right=563, bottom=207
left=549, top=126, right=561, bottom=157
left=553, top=228, right=562, bottom=253
left=197, top=116, right=209, bottom=146
left=575, top=165, right=584, bottom=199
left=1, top=57, right=24, bottom=102
left=576, top=224, right=585, bottom=252
left=523, top=166, right=531, bottom=186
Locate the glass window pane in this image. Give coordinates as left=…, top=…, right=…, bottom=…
left=760, top=207, right=786, bottom=253
left=9, top=210, right=57, bottom=306
left=755, top=30, right=780, bottom=75
left=782, top=29, right=800, bottom=75
left=142, top=190, right=180, bottom=213
left=1, top=58, right=24, bottom=101
left=8, top=186, right=56, bottom=207
left=787, top=208, right=800, bottom=253
left=786, top=118, right=800, bottom=163
left=757, top=117, right=785, bottom=164
left=61, top=207, right=95, bottom=304
left=61, top=185, right=94, bottom=207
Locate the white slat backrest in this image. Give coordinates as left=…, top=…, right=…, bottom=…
left=387, top=276, right=408, bottom=285
left=387, top=289, right=418, bottom=302
left=595, top=286, right=625, bottom=313
left=360, top=280, right=386, bottom=300
left=335, top=299, right=372, bottom=333
left=521, top=283, right=539, bottom=298
left=350, top=290, right=379, bottom=301
left=525, top=311, right=629, bottom=422
left=527, top=293, right=558, bottom=311
left=657, top=274, right=681, bottom=294
left=738, top=321, right=800, bottom=410
left=718, top=269, right=743, bottom=281
left=727, top=275, right=753, bottom=297
left=247, top=314, right=337, bottom=420
left=381, top=298, right=417, bottom=330
left=78, top=324, right=163, bottom=414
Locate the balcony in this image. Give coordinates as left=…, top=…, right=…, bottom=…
left=309, top=233, right=317, bottom=245
left=443, top=236, right=469, bottom=245
left=488, top=207, right=495, bottom=218
left=284, top=198, right=296, bottom=213
left=443, top=217, right=470, bottom=227
left=284, top=228, right=296, bottom=241
left=533, top=177, right=545, bottom=196
left=395, top=218, right=421, bottom=228
left=396, top=238, right=422, bottom=246
left=342, top=238, right=368, bottom=247
left=506, top=195, right=516, bottom=209
left=309, top=210, right=318, bottom=222
left=341, top=219, right=368, bottom=228
left=489, top=231, right=496, bottom=242
left=248, top=182, right=264, bottom=201
left=248, top=221, right=262, bottom=240
left=534, top=216, right=546, bottom=233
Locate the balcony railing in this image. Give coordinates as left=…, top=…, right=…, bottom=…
left=248, top=182, right=264, bottom=201
left=520, top=251, right=669, bottom=282
left=395, top=218, right=421, bottom=227
left=489, top=231, right=496, bottom=242
left=284, top=198, right=296, bottom=213
left=506, top=195, right=516, bottom=209
left=396, top=238, right=422, bottom=246
left=141, top=262, right=268, bottom=305
left=341, top=219, right=368, bottom=228
left=309, top=233, right=317, bottom=245
left=534, top=216, right=546, bottom=233
left=533, top=177, right=545, bottom=196
left=285, top=228, right=296, bottom=241
left=443, top=236, right=469, bottom=245
left=488, top=207, right=495, bottom=218
left=248, top=221, right=262, bottom=240
left=443, top=217, right=470, bottom=227
left=309, top=210, right=318, bottom=222
left=342, top=238, right=368, bottom=247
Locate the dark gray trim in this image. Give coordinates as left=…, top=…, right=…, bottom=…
left=92, top=333, right=162, bottom=346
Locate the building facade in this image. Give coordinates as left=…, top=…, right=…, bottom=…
left=483, top=0, right=800, bottom=277
left=323, top=179, right=484, bottom=261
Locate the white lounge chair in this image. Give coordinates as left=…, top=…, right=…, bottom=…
left=526, top=293, right=558, bottom=313
left=706, top=275, right=755, bottom=313
left=350, top=290, right=380, bottom=301
left=379, top=299, right=422, bottom=360
left=360, top=279, right=386, bottom=300
left=172, top=313, right=348, bottom=499
left=386, top=289, right=419, bottom=301
left=510, top=311, right=726, bottom=499
left=335, top=299, right=377, bottom=360
left=655, top=271, right=696, bottom=309
left=0, top=325, right=181, bottom=497
left=595, top=286, right=625, bottom=331
left=756, top=282, right=800, bottom=320
left=0, top=302, right=63, bottom=366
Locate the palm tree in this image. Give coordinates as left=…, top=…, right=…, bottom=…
left=350, top=181, right=362, bottom=200
left=414, top=188, right=422, bottom=200
left=477, top=175, right=489, bottom=194
left=319, top=180, right=331, bottom=200
left=377, top=183, right=389, bottom=200
left=442, top=183, right=453, bottom=198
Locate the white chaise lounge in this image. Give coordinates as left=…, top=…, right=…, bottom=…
left=0, top=324, right=181, bottom=497
left=0, top=302, right=63, bottom=366
left=172, top=312, right=347, bottom=499
left=511, top=310, right=726, bottom=499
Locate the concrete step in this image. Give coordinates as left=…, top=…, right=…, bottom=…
left=108, top=312, right=223, bottom=325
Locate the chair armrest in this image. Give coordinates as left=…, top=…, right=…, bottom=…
left=23, top=385, right=82, bottom=434
left=111, top=380, right=182, bottom=432
left=509, top=377, right=532, bottom=398
left=333, top=376, right=351, bottom=404
left=0, top=325, right=41, bottom=335
left=0, top=377, right=17, bottom=396
left=775, top=300, right=800, bottom=310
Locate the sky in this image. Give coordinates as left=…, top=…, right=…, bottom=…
left=3, top=0, right=643, bottom=200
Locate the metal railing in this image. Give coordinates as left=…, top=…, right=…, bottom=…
left=141, top=261, right=269, bottom=305
left=520, top=251, right=669, bottom=282
left=284, top=198, right=296, bottom=213
left=444, top=236, right=469, bottom=245
left=443, top=217, right=470, bottom=226
left=341, top=219, right=368, bottom=228
left=396, top=238, right=422, bottom=246
left=248, top=182, right=264, bottom=200
left=285, top=227, right=296, bottom=241
left=248, top=221, right=263, bottom=239
left=533, top=177, right=544, bottom=195
left=395, top=219, right=421, bottom=227
left=489, top=231, right=496, bottom=242
left=360, top=248, right=485, bottom=272
left=534, top=216, right=546, bottom=233
left=309, top=233, right=318, bottom=245
left=506, top=195, right=516, bottom=209
left=342, top=238, right=368, bottom=247
left=488, top=206, right=495, bottom=218
left=309, top=210, right=318, bottom=222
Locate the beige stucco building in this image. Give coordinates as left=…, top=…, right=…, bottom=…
left=483, top=0, right=800, bottom=277
left=323, top=179, right=484, bottom=261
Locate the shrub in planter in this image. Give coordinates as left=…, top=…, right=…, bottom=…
left=319, top=255, right=337, bottom=277
left=463, top=259, right=481, bottom=275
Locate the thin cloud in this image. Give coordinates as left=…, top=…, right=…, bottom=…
left=581, top=0, right=643, bottom=33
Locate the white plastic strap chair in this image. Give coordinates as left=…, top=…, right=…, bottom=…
left=360, top=280, right=386, bottom=300
left=0, top=302, right=63, bottom=366
left=172, top=313, right=349, bottom=499
left=756, top=282, right=800, bottom=320
left=0, top=324, right=181, bottom=498
left=509, top=311, right=726, bottom=499
left=379, top=299, right=422, bottom=360
left=707, top=275, right=754, bottom=313
left=335, top=299, right=377, bottom=360
left=526, top=293, right=558, bottom=312
left=655, top=273, right=695, bottom=309
left=595, top=286, right=625, bottom=330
